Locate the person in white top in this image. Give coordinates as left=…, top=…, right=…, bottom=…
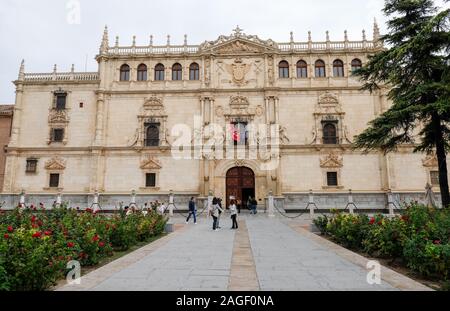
left=229, top=199, right=238, bottom=230
left=158, top=203, right=166, bottom=215
left=211, top=197, right=223, bottom=231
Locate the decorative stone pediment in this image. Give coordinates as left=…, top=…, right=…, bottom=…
left=315, top=92, right=343, bottom=115
left=199, top=27, right=277, bottom=54
left=141, top=96, right=166, bottom=117
left=48, top=109, right=69, bottom=124
left=319, top=92, right=339, bottom=106
left=45, top=157, right=66, bottom=170
left=221, top=96, right=264, bottom=122
left=422, top=154, right=438, bottom=167
left=215, top=39, right=264, bottom=54
left=320, top=152, right=343, bottom=168
left=140, top=156, right=162, bottom=170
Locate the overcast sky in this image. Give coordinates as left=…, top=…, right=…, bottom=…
left=0, top=0, right=448, bottom=103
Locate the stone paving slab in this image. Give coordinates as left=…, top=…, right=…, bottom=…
left=57, top=214, right=431, bottom=291
left=91, top=220, right=235, bottom=291
left=245, top=217, right=397, bottom=291
left=288, top=222, right=432, bottom=291
left=228, top=220, right=260, bottom=291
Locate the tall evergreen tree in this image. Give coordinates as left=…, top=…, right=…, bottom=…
left=353, top=0, right=450, bottom=207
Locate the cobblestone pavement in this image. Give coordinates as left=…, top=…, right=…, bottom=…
left=58, top=213, right=429, bottom=291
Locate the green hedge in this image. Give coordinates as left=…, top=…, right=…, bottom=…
left=314, top=204, right=450, bottom=281
left=0, top=206, right=168, bottom=291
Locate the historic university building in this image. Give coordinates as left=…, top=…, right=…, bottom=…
left=0, top=24, right=443, bottom=210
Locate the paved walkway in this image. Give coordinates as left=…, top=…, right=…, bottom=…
left=58, top=214, right=430, bottom=291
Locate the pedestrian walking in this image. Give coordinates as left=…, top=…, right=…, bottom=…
left=229, top=200, right=238, bottom=229
left=252, top=197, right=258, bottom=214
left=186, top=197, right=197, bottom=224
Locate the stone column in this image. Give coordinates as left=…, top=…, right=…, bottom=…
left=209, top=98, right=214, bottom=125
left=264, top=97, right=270, bottom=124
left=9, top=84, right=24, bottom=147
left=268, top=190, right=275, bottom=217
left=94, top=92, right=105, bottom=146
left=275, top=97, right=280, bottom=124
left=168, top=191, right=174, bottom=217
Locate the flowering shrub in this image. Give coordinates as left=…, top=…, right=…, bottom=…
left=0, top=206, right=168, bottom=291
left=316, top=203, right=450, bottom=281
left=324, top=212, right=370, bottom=249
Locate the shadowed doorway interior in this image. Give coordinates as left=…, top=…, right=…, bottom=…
left=226, top=167, right=255, bottom=210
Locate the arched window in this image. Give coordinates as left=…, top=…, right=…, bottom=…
left=351, top=58, right=362, bottom=72
left=278, top=61, right=290, bottom=78
left=323, top=123, right=338, bottom=144
left=145, top=124, right=160, bottom=146
left=189, top=63, right=200, bottom=80
left=119, top=64, right=130, bottom=81
left=154, top=63, right=165, bottom=81
left=333, top=59, right=344, bottom=77
left=137, top=64, right=147, bottom=81
left=315, top=60, right=326, bottom=77
left=172, top=63, right=182, bottom=81
left=296, top=60, right=308, bottom=78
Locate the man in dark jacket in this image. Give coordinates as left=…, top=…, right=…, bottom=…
left=186, top=197, right=197, bottom=224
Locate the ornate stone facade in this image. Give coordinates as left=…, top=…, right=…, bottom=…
left=1, top=25, right=445, bottom=209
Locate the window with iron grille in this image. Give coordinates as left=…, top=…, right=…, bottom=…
left=145, top=123, right=160, bottom=146
left=55, top=94, right=67, bottom=110
left=323, top=123, right=338, bottom=144
left=51, top=129, right=64, bottom=142
left=146, top=173, right=156, bottom=187
left=327, top=172, right=338, bottom=186
left=430, top=171, right=439, bottom=186
left=26, top=159, right=38, bottom=173
left=49, top=173, right=60, bottom=188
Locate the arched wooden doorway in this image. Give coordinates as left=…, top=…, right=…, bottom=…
left=226, top=167, right=255, bottom=210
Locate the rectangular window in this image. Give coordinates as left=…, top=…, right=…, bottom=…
left=49, top=173, right=60, bottom=188
left=55, top=94, right=67, bottom=110
left=327, top=172, right=338, bottom=187
left=146, top=173, right=156, bottom=187
left=52, top=129, right=64, bottom=142
left=26, top=159, right=38, bottom=173
left=430, top=171, right=439, bottom=186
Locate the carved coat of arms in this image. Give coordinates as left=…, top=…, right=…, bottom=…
left=225, top=58, right=251, bottom=86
